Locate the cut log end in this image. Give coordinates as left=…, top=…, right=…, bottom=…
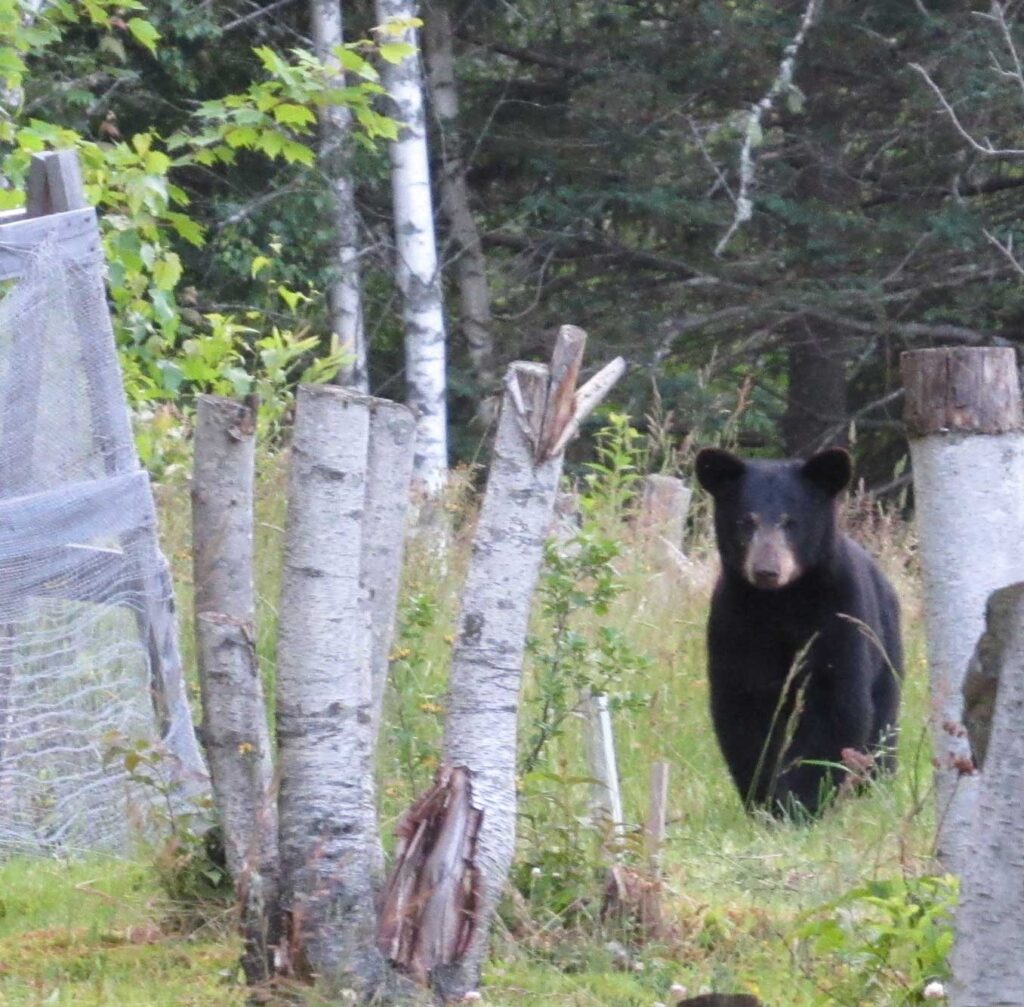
left=901, top=347, right=1023, bottom=436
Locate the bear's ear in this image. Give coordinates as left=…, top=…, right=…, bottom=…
left=801, top=447, right=852, bottom=497
left=695, top=448, right=746, bottom=495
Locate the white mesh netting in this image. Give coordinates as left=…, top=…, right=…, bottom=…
left=0, top=238, right=206, bottom=856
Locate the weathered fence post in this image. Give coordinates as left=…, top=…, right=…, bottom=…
left=901, top=347, right=1024, bottom=871
left=581, top=690, right=625, bottom=840
left=378, top=327, right=625, bottom=1000
left=275, top=385, right=383, bottom=994
left=637, top=474, right=691, bottom=567
left=949, top=584, right=1024, bottom=1007
left=192, top=395, right=277, bottom=982
left=364, top=399, right=417, bottom=744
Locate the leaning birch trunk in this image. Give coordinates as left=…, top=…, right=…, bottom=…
left=191, top=395, right=278, bottom=983
left=275, top=385, right=383, bottom=993
left=376, top=328, right=625, bottom=1000
left=423, top=1, right=498, bottom=405
left=901, top=347, right=1024, bottom=872
left=433, top=361, right=563, bottom=999
left=311, top=0, right=367, bottom=390
left=376, top=0, right=449, bottom=495
left=949, top=584, right=1024, bottom=1007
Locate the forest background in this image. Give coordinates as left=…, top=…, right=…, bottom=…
left=5, top=0, right=1022, bottom=484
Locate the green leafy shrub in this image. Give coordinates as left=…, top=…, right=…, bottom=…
left=793, top=874, right=957, bottom=1006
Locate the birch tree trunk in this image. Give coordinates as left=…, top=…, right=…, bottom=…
left=433, top=361, right=564, bottom=998
left=275, top=385, right=383, bottom=993
left=364, top=398, right=417, bottom=742
left=191, top=395, right=278, bottom=983
left=377, top=329, right=625, bottom=1000
left=310, top=0, right=367, bottom=390
left=375, top=0, right=449, bottom=494
left=901, top=347, right=1024, bottom=873
left=423, top=1, right=498, bottom=405
left=949, top=584, right=1024, bottom=1007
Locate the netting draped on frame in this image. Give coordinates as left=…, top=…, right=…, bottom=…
left=0, top=240, right=203, bottom=855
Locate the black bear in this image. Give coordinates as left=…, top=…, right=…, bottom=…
left=695, top=446, right=902, bottom=816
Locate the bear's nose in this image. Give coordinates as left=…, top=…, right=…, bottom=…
left=753, top=569, right=780, bottom=588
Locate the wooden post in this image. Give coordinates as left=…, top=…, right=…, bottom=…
left=644, top=760, right=670, bottom=872
left=191, top=395, right=277, bottom=983
left=637, top=474, right=691, bottom=567
left=949, top=584, right=1024, bottom=1007
left=582, top=690, right=625, bottom=840
left=901, top=347, right=1024, bottom=872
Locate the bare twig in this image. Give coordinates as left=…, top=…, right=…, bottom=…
left=983, top=228, right=1024, bottom=278
left=910, top=61, right=1024, bottom=159
left=222, top=0, right=300, bottom=33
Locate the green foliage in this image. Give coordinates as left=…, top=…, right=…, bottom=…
left=0, top=10, right=398, bottom=472
left=794, top=874, right=957, bottom=1006
left=515, top=415, right=652, bottom=918
left=386, top=587, right=450, bottom=795
left=101, top=733, right=231, bottom=924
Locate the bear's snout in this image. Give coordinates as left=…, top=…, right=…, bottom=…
left=743, top=526, right=799, bottom=590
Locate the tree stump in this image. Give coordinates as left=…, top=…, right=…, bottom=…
left=949, top=584, right=1024, bottom=1007
left=901, top=346, right=1024, bottom=871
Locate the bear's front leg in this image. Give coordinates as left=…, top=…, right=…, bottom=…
left=773, top=645, right=875, bottom=815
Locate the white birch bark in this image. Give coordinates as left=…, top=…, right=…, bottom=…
left=903, top=347, right=1024, bottom=873
left=433, top=362, right=564, bottom=998
left=375, top=0, right=449, bottom=495
left=950, top=584, right=1024, bottom=1007
left=275, top=385, right=383, bottom=993
left=191, top=395, right=278, bottom=982
left=310, top=0, right=368, bottom=390
left=423, top=1, right=497, bottom=401
left=364, top=397, right=416, bottom=741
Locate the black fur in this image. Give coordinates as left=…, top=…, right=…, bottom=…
left=695, top=448, right=903, bottom=815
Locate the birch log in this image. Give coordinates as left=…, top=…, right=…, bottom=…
left=376, top=0, right=449, bottom=495
left=364, top=397, right=417, bottom=741
left=379, top=330, right=625, bottom=999
left=902, top=347, right=1024, bottom=872
left=423, top=1, right=497, bottom=401
left=275, top=385, right=383, bottom=993
left=311, top=0, right=367, bottom=391
left=433, top=361, right=563, bottom=999
left=949, top=584, right=1024, bottom=1007
left=191, top=395, right=278, bottom=983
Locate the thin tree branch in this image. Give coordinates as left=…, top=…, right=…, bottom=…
left=715, top=0, right=824, bottom=256
left=222, top=0, right=301, bottom=34
left=910, top=61, right=1024, bottom=159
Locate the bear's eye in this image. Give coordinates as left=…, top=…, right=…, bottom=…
left=737, top=515, right=757, bottom=534
left=780, top=516, right=797, bottom=531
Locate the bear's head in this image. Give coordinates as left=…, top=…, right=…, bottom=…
left=695, top=447, right=851, bottom=590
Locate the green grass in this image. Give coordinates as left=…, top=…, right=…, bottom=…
left=0, top=466, right=940, bottom=1006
